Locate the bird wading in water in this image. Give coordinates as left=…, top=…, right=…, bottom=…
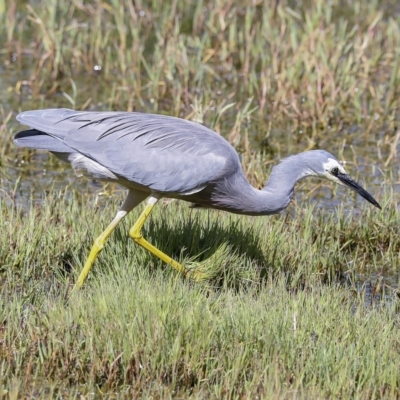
left=14, top=109, right=381, bottom=289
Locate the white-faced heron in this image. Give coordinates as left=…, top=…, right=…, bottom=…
left=14, top=109, right=381, bottom=289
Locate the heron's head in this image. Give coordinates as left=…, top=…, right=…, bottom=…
left=304, top=150, right=381, bottom=209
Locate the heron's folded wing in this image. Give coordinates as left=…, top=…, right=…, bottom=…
left=61, top=113, right=240, bottom=194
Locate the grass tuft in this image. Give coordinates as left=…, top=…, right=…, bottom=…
left=0, top=190, right=399, bottom=397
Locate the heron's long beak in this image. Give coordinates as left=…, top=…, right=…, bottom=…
left=337, top=172, right=381, bottom=209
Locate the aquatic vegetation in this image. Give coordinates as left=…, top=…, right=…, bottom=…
left=0, top=0, right=399, bottom=397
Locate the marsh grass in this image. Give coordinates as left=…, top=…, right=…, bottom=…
left=0, top=189, right=399, bottom=398
left=1, top=0, right=400, bottom=397
left=1, top=113, right=399, bottom=397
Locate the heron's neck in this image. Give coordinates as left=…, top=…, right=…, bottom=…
left=259, top=153, right=313, bottom=213
left=207, top=153, right=314, bottom=216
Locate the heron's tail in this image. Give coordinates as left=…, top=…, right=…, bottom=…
left=15, top=108, right=80, bottom=152
left=14, top=129, right=72, bottom=152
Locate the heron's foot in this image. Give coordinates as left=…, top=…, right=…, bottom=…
left=184, top=265, right=210, bottom=282
left=184, top=259, right=222, bottom=283
left=183, top=243, right=233, bottom=283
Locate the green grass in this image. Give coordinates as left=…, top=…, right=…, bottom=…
left=0, top=190, right=399, bottom=398
left=1, top=0, right=400, bottom=397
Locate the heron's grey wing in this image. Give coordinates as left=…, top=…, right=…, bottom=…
left=64, top=113, right=240, bottom=193
left=17, top=109, right=241, bottom=194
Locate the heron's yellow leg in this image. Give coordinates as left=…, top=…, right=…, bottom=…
left=129, top=197, right=188, bottom=276
left=71, top=189, right=149, bottom=293
left=73, top=211, right=126, bottom=291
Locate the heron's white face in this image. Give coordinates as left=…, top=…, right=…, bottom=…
left=321, top=158, right=348, bottom=186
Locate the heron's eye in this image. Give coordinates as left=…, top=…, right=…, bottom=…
left=331, top=167, right=339, bottom=176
